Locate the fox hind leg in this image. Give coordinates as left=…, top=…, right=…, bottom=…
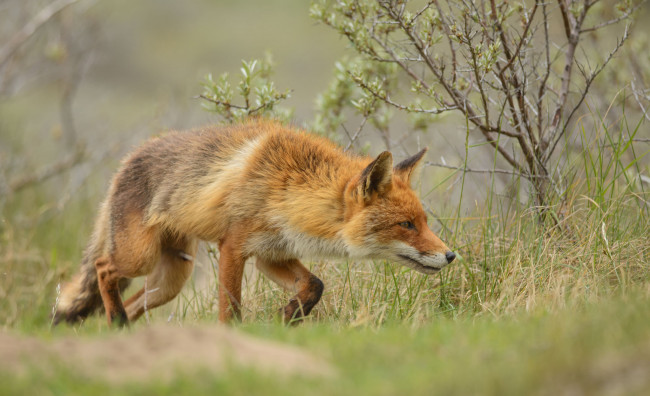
left=123, top=238, right=198, bottom=322
left=95, top=257, right=130, bottom=327
left=255, top=257, right=324, bottom=324
left=97, top=212, right=162, bottom=327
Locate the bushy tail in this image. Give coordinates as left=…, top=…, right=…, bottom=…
left=52, top=253, right=104, bottom=325
left=53, top=254, right=132, bottom=325
left=52, top=205, right=131, bottom=325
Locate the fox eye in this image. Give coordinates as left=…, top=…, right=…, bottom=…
left=399, top=221, right=416, bottom=230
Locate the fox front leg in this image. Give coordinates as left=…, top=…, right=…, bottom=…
left=255, top=257, right=324, bottom=324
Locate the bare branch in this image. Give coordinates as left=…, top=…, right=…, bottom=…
left=425, top=161, right=546, bottom=179
left=411, top=0, right=436, bottom=23
left=556, top=0, right=574, bottom=40
left=537, top=2, right=552, bottom=146
left=376, top=1, right=523, bottom=171
left=434, top=1, right=458, bottom=83
left=580, top=2, right=646, bottom=33
left=549, top=33, right=578, bottom=133
left=487, top=0, right=539, bottom=175
left=0, top=0, right=84, bottom=69
left=344, top=115, right=370, bottom=151
left=551, top=0, right=596, bottom=138
left=546, top=24, right=631, bottom=161
left=8, top=148, right=85, bottom=194
left=499, top=2, right=539, bottom=74
left=631, top=79, right=650, bottom=122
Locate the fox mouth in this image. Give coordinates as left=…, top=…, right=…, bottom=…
left=397, top=254, right=441, bottom=275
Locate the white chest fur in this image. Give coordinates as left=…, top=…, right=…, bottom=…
left=245, top=227, right=350, bottom=261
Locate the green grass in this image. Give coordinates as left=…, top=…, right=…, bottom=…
left=2, top=290, right=649, bottom=396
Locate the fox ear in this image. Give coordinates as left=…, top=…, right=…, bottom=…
left=359, top=151, right=393, bottom=201
left=394, top=147, right=428, bottom=187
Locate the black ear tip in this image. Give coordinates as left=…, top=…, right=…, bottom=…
left=374, top=151, right=393, bottom=168
left=394, top=147, right=428, bottom=172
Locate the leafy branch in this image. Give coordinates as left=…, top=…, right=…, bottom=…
left=198, top=57, right=292, bottom=123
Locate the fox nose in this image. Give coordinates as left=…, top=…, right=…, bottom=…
left=445, top=251, right=456, bottom=263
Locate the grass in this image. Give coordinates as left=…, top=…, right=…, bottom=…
left=2, top=291, right=649, bottom=396
left=0, top=109, right=648, bottom=394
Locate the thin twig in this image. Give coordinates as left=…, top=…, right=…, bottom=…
left=580, top=2, right=646, bottom=33
left=546, top=24, right=631, bottom=161
left=425, top=161, right=546, bottom=179
left=631, top=79, right=650, bottom=122
left=434, top=1, right=458, bottom=83
left=550, top=0, right=581, bottom=134
left=197, top=94, right=250, bottom=110
left=499, top=1, right=539, bottom=74
left=344, top=116, right=369, bottom=151
left=350, top=73, right=457, bottom=115
left=537, top=2, right=551, bottom=147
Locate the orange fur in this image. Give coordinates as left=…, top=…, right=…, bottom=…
left=54, top=120, right=455, bottom=327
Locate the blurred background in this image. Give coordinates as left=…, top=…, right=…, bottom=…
left=1, top=0, right=648, bottom=328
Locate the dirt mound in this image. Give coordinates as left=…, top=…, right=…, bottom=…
left=0, top=325, right=335, bottom=383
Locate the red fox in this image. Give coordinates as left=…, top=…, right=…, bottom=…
left=53, top=120, right=455, bottom=326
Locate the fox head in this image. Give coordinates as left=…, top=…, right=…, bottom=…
left=343, top=148, right=455, bottom=274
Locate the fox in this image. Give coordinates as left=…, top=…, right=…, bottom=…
left=53, top=119, right=455, bottom=327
